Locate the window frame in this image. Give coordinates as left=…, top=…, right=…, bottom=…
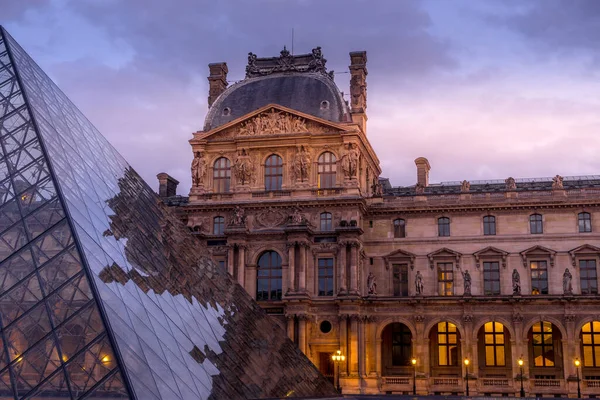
left=392, top=263, right=409, bottom=297
left=483, top=215, right=496, bottom=236
left=579, top=212, right=592, bottom=233
left=483, top=261, right=501, bottom=295
left=317, top=152, right=337, bottom=189
left=437, top=321, right=459, bottom=366
left=213, top=157, right=231, bottom=193
left=264, top=154, right=283, bottom=191
left=484, top=322, right=506, bottom=366
left=581, top=321, right=600, bottom=367
left=531, top=321, right=555, bottom=367
left=213, top=216, right=225, bottom=235
left=317, top=257, right=335, bottom=296
left=393, top=218, right=406, bottom=238
left=391, top=323, right=413, bottom=366
left=580, top=259, right=598, bottom=295
left=320, top=212, right=333, bottom=231
left=438, top=217, right=450, bottom=237
left=530, top=260, right=549, bottom=295
left=437, top=262, right=454, bottom=296
left=530, top=214, right=543, bottom=234
left=256, top=251, right=283, bottom=301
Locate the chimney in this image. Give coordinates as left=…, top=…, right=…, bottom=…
left=349, top=51, right=367, bottom=132
left=157, top=173, right=179, bottom=198
left=414, top=157, right=431, bottom=188
left=207, top=62, right=228, bottom=108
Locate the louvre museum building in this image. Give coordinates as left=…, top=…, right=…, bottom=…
left=159, top=46, right=600, bottom=397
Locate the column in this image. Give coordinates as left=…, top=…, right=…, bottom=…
left=375, top=338, right=382, bottom=376
left=288, top=243, right=295, bottom=292
left=358, top=317, right=366, bottom=377
left=227, top=245, right=235, bottom=276
left=350, top=242, right=358, bottom=293
left=340, top=315, right=348, bottom=375
left=298, top=242, right=306, bottom=292
left=287, top=315, right=295, bottom=341
left=339, top=243, right=347, bottom=294
left=298, top=317, right=307, bottom=354
left=237, top=245, right=245, bottom=287
left=350, top=316, right=359, bottom=375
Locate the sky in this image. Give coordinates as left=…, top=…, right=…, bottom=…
left=1, top=0, right=599, bottom=194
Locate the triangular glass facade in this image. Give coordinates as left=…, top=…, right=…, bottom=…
left=0, top=27, right=335, bottom=399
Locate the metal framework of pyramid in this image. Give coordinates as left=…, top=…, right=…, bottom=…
left=0, top=27, right=335, bottom=399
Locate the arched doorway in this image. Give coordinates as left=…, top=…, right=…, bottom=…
left=381, top=322, right=413, bottom=376
left=477, top=321, right=511, bottom=378
left=527, top=321, right=564, bottom=379
left=429, top=321, right=461, bottom=377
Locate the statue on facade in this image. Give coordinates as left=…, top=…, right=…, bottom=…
left=367, top=272, right=377, bottom=295
left=461, top=180, right=470, bottom=193
left=350, top=74, right=366, bottom=110
left=505, top=177, right=517, bottom=191
left=371, top=179, right=383, bottom=197
left=307, top=46, right=326, bottom=73
left=289, top=207, right=305, bottom=225
left=563, top=268, right=573, bottom=294
left=552, top=175, right=564, bottom=190
left=190, top=152, right=206, bottom=187
left=341, top=143, right=359, bottom=178
left=415, top=271, right=424, bottom=295
left=233, top=148, right=254, bottom=185
left=415, top=183, right=425, bottom=194
left=512, top=269, right=521, bottom=295
left=293, top=145, right=311, bottom=181
left=231, top=206, right=246, bottom=226
left=462, top=270, right=472, bottom=295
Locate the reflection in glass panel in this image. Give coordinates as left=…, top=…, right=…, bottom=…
left=530, top=321, right=555, bottom=367
left=581, top=321, right=600, bottom=367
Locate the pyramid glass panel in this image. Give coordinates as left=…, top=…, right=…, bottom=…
left=0, top=27, right=335, bottom=399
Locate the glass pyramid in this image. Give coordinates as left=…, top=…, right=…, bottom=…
left=0, top=27, right=335, bottom=399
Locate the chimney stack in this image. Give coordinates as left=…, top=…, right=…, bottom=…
left=207, top=62, right=228, bottom=108
left=349, top=51, right=367, bottom=132
left=157, top=173, right=179, bottom=198
left=414, top=157, right=431, bottom=188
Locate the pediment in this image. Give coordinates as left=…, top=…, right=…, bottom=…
left=198, top=104, right=351, bottom=141
left=569, top=244, right=600, bottom=267
left=473, top=246, right=509, bottom=268
left=520, top=245, right=557, bottom=267
left=427, top=247, right=462, bottom=269
left=383, top=248, right=416, bottom=270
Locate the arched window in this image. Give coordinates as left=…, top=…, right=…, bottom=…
left=579, top=212, right=592, bottom=233
left=483, top=215, right=496, bottom=235
left=317, top=152, right=336, bottom=189
left=213, top=216, right=224, bottom=235
left=320, top=212, right=332, bottom=231
left=435, top=322, right=459, bottom=366
left=256, top=251, right=282, bottom=301
left=483, top=322, right=506, bottom=366
left=393, top=219, right=406, bottom=238
left=438, top=217, right=450, bottom=237
left=381, top=323, right=413, bottom=370
left=581, top=321, right=600, bottom=367
left=264, top=154, right=283, bottom=191
left=530, top=214, right=543, bottom=234
left=213, top=157, right=231, bottom=193
left=530, top=321, right=555, bottom=367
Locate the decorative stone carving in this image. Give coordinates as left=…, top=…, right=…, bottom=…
left=415, top=183, right=425, bottom=194
left=563, top=268, right=573, bottom=294
left=245, top=46, right=329, bottom=78
left=505, top=177, right=517, bottom=191
left=414, top=314, right=425, bottom=323
left=233, top=148, right=254, bottom=185
left=512, top=314, right=524, bottom=323
left=311, top=242, right=338, bottom=255
left=462, top=270, right=472, bottom=296
left=340, top=143, right=360, bottom=179
left=350, top=73, right=366, bottom=111
left=230, top=206, right=246, bottom=227
left=367, top=272, right=377, bottom=295
left=191, top=151, right=207, bottom=187
left=564, top=314, right=576, bottom=323
left=188, top=217, right=209, bottom=233
left=292, top=146, right=311, bottom=182
left=512, top=269, right=521, bottom=295
left=254, top=207, right=287, bottom=228
left=463, top=315, right=473, bottom=323
left=461, top=180, right=470, bottom=193
left=238, top=109, right=308, bottom=136
left=371, top=179, right=383, bottom=197
left=552, top=174, right=564, bottom=190
left=415, top=270, right=424, bottom=295
left=288, top=207, right=307, bottom=225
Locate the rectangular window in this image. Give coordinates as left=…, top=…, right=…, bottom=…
left=437, top=263, right=454, bottom=296
left=438, top=218, right=450, bottom=237
left=530, top=261, right=548, bottom=295
left=483, top=216, right=496, bottom=235
left=318, top=258, right=334, bottom=296
left=530, top=214, right=543, bottom=234
left=483, top=261, right=501, bottom=295
left=437, top=322, right=458, bottom=366
left=392, top=264, right=409, bottom=296
left=580, top=259, right=598, bottom=295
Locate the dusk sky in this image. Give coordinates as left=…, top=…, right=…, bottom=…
left=2, top=0, right=599, bottom=195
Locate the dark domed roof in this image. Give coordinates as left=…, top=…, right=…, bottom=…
left=204, top=47, right=350, bottom=131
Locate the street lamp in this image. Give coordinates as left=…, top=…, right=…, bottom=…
left=411, top=357, right=417, bottom=395
left=331, top=350, right=345, bottom=393
left=464, top=358, right=470, bottom=396
left=518, top=356, right=525, bottom=397
left=575, top=358, right=581, bottom=398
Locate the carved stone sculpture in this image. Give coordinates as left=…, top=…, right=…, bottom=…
left=231, top=206, right=246, bottom=226
left=293, top=146, right=311, bottom=181
left=371, top=179, right=383, bottom=197
left=289, top=207, right=306, bottom=225
left=552, top=175, right=564, bottom=190
left=350, top=74, right=366, bottom=110
left=367, top=272, right=377, bottom=295
left=415, top=270, right=424, bottom=295
left=462, top=270, right=472, bottom=295
left=341, top=143, right=359, bottom=178
left=563, top=268, right=573, bottom=294
left=512, top=269, right=521, bottom=295
left=233, top=148, right=254, bottom=185
left=461, top=180, right=470, bottom=193
left=254, top=207, right=287, bottom=228
left=238, top=109, right=308, bottom=136
left=190, top=152, right=206, bottom=187
left=505, top=177, right=517, bottom=191
left=415, top=183, right=425, bottom=194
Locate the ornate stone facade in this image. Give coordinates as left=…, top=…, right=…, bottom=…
left=160, top=47, right=600, bottom=397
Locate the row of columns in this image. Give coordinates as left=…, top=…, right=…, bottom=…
left=287, top=241, right=309, bottom=293
left=338, top=240, right=360, bottom=295
left=227, top=244, right=246, bottom=286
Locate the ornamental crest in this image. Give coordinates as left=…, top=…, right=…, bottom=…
left=254, top=207, right=287, bottom=228
left=238, top=109, right=308, bottom=136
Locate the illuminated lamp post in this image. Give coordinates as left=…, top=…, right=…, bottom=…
left=464, top=357, right=470, bottom=396
left=411, top=357, right=417, bottom=395
left=575, top=358, right=581, bottom=398
left=331, top=350, right=345, bottom=393
left=518, top=356, right=525, bottom=397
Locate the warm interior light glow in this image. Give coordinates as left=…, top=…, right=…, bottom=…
left=62, top=354, right=68, bottom=362
left=411, top=358, right=417, bottom=365
left=15, top=355, right=23, bottom=363
left=575, top=359, right=581, bottom=367
left=464, top=358, right=470, bottom=366
left=518, top=358, right=524, bottom=366
left=101, top=355, right=110, bottom=363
